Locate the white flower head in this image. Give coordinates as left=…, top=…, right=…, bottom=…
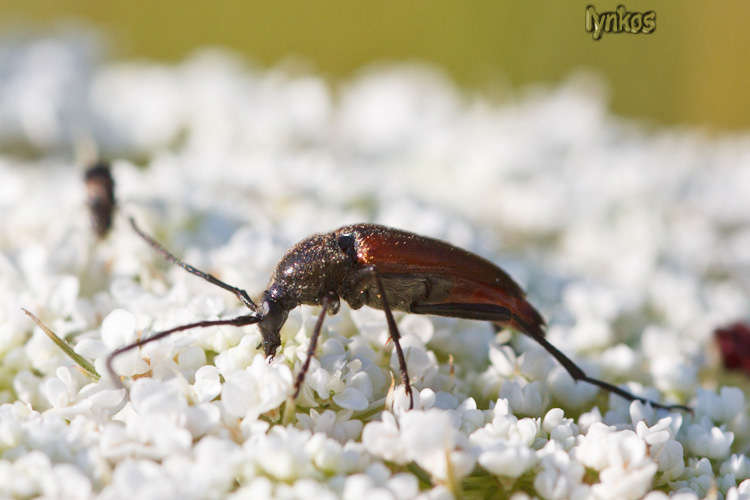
left=99, top=309, right=149, bottom=378
left=364, top=409, right=475, bottom=483
left=721, top=454, right=750, bottom=483
left=500, top=380, right=548, bottom=416
left=546, top=364, right=598, bottom=409
left=576, top=423, right=659, bottom=500
left=399, top=408, right=476, bottom=482
left=534, top=440, right=585, bottom=500
left=221, top=353, right=293, bottom=420
left=695, top=387, right=746, bottom=424
left=296, top=408, right=364, bottom=443
left=686, top=416, right=735, bottom=460
left=477, top=441, right=538, bottom=478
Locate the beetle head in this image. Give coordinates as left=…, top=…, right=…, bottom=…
left=257, top=291, right=290, bottom=358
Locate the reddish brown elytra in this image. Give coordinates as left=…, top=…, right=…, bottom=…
left=108, top=218, right=691, bottom=412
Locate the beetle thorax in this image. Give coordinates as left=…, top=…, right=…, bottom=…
left=266, top=232, right=356, bottom=307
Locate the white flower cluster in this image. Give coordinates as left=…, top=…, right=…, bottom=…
left=1, top=34, right=749, bottom=499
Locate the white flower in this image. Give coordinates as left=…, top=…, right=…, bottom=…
left=470, top=410, right=540, bottom=478
left=389, top=334, right=437, bottom=386
left=296, top=408, right=364, bottom=443
left=534, top=440, right=585, bottom=500
left=635, top=416, right=685, bottom=483
left=213, top=335, right=258, bottom=376
left=731, top=479, right=750, bottom=500
left=650, top=353, right=697, bottom=395
left=364, top=409, right=475, bottom=483
left=184, top=403, right=221, bottom=438
left=500, top=381, right=547, bottom=416
left=191, top=365, right=222, bottom=403
left=489, top=343, right=518, bottom=378
left=99, top=309, right=149, bottom=378
left=575, top=423, right=659, bottom=500
left=478, top=442, right=537, bottom=478
left=104, top=458, right=176, bottom=500
left=695, top=387, right=746, bottom=424
left=456, top=397, right=485, bottom=434
left=221, top=353, right=293, bottom=420
left=43, top=462, right=93, bottom=500
left=363, top=411, right=409, bottom=464
left=546, top=364, right=598, bottom=409
left=686, top=416, right=735, bottom=460
left=671, top=458, right=716, bottom=498
left=518, top=346, right=556, bottom=383
left=305, top=433, right=369, bottom=475
left=130, top=377, right=187, bottom=416
left=249, top=426, right=314, bottom=481
left=341, top=464, right=419, bottom=500
left=722, top=455, right=750, bottom=482
left=471, top=411, right=540, bottom=448
left=542, top=408, right=578, bottom=451
left=333, top=387, right=370, bottom=411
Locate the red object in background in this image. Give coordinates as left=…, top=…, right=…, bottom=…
left=715, top=322, right=750, bottom=375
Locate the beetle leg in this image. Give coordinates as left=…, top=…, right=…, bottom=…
left=367, top=266, right=414, bottom=410
left=512, top=325, right=692, bottom=412
left=413, top=302, right=689, bottom=412
left=292, top=291, right=337, bottom=399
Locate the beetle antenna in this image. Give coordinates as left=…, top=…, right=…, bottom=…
left=107, top=314, right=261, bottom=389
left=129, top=217, right=258, bottom=311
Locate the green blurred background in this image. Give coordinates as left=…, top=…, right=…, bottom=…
left=1, top=0, right=747, bottom=130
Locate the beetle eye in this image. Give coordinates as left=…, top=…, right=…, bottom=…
left=260, top=299, right=287, bottom=333
left=337, top=234, right=357, bottom=261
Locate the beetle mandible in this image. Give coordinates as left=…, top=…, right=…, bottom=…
left=107, top=218, right=690, bottom=412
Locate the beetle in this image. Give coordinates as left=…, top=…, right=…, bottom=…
left=108, top=218, right=690, bottom=412
left=84, top=161, right=115, bottom=239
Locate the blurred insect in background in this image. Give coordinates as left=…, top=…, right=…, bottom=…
left=84, top=161, right=115, bottom=238
left=109, top=218, right=691, bottom=412
left=715, top=322, right=750, bottom=377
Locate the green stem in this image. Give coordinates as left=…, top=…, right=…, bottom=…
left=22, top=308, right=100, bottom=381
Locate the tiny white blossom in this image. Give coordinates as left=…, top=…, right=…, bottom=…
left=489, top=343, right=517, bottom=378
left=478, top=442, right=537, bottom=478
left=542, top=408, right=578, bottom=451
left=500, top=381, right=547, bottom=416
left=546, top=364, right=598, bottom=408
left=221, top=353, right=292, bottom=420
left=99, top=309, right=149, bottom=378
left=296, top=408, right=364, bottom=442
left=695, top=387, right=746, bottom=424
left=192, top=365, right=222, bottom=403
left=362, top=411, right=408, bottom=464
left=576, top=423, right=659, bottom=500
left=686, top=416, right=735, bottom=459
left=250, top=426, right=314, bottom=481
left=722, top=455, right=750, bottom=482
left=534, top=440, right=585, bottom=500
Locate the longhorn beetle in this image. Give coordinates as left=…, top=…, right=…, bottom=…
left=108, top=218, right=690, bottom=412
